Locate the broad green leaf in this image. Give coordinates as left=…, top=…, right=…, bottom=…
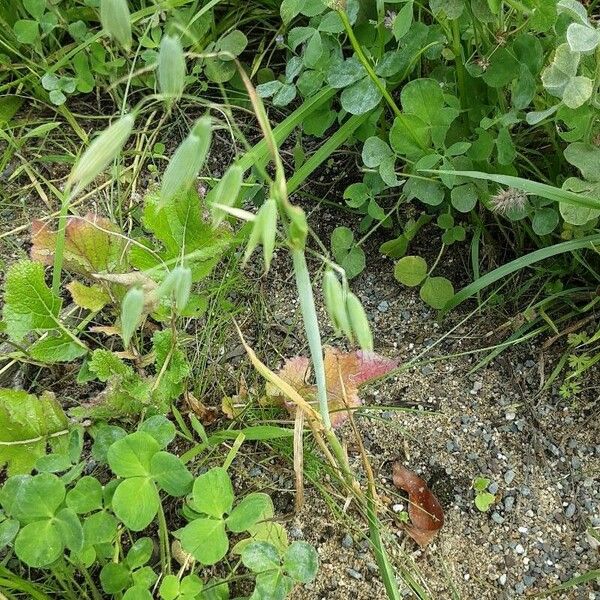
left=55, top=507, right=84, bottom=553
left=100, top=562, right=132, bottom=594
left=3, top=260, right=61, bottom=342
left=159, top=574, right=180, bottom=600
left=14, top=519, right=62, bottom=567
left=150, top=452, right=193, bottom=496
left=179, top=517, right=228, bottom=564
left=532, top=207, right=559, bottom=235
left=126, top=537, right=153, bottom=569
left=340, top=77, right=382, bottom=115
left=283, top=541, right=318, bottom=583
left=83, top=511, right=118, bottom=545
left=566, top=22, right=600, bottom=52
left=562, top=76, right=593, bottom=109
left=560, top=178, right=600, bottom=224
left=91, top=423, right=127, bottom=463
left=180, top=574, right=203, bottom=595
left=14, top=20, right=39, bottom=44
left=450, top=183, right=478, bottom=212
left=394, top=256, right=428, bottom=287
left=475, top=491, right=496, bottom=511
left=254, top=570, right=294, bottom=599
left=66, top=476, right=103, bottom=513
left=563, top=143, right=600, bottom=181
left=404, top=177, right=445, bottom=206
left=0, top=390, right=69, bottom=475
left=192, top=467, right=234, bottom=518
left=226, top=493, right=271, bottom=533
left=482, top=48, right=521, bottom=87
left=430, top=0, right=464, bottom=19
left=420, top=277, right=455, bottom=309
left=107, top=432, right=159, bottom=477
left=217, top=30, right=247, bottom=58
left=541, top=43, right=580, bottom=98
left=28, top=334, right=87, bottom=363
left=496, top=127, right=516, bottom=165
left=139, top=415, right=176, bottom=448
left=0, top=518, right=19, bottom=548
left=362, top=137, right=392, bottom=168
left=242, top=541, right=280, bottom=572
left=31, top=214, right=125, bottom=276
left=0, top=473, right=65, bottom=522
left=111, top=477, right=160, bottom=531
left=326, top=56, right=365, bottom=89
left=389, top=115, right=430, bottom=158
left=393, top=1, right=413, bottom=39
left=400, top=78, right=444, bottom=123
left=123, top=587, right=153, bottom=600
left=280, top=0, right=303, bottom=24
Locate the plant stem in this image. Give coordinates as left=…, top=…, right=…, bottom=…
left=157, top=500, right=171, bottom=575
left=451, top=19, right=468, bottom=111
left=51, top=186, right=73, bottom=295
left=291, top=249, right=354, bottom=480
left=291, top=249, right=331, bottom=431
left=338, top=10, right=402, bottom=118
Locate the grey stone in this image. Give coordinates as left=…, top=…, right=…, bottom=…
left=565, top=503, right=576, bottom=518
left=488, top=482, right=499, bottom=494
left=346, top=568, right=363, bottom=580
left=341, top=533, right=353, bottom=548
left=504, top=470, right=516, bottom=485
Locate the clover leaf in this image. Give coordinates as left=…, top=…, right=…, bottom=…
left=242, top=540, right=318, bottom=600
left=178, top=467, right=271, bottom=565
left=0, top=473, right=83, bottom=567
left=107, top=431, right=193, bottom=531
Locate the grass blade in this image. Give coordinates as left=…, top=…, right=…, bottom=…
left=423, top=169, right=600, bottom=211
left=443, top=234, right=600, bottom=312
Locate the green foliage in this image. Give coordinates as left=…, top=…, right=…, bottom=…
left=0, top=417, right=318, bottom=599
left=0, top=389, right=69, bottom=475
left=472, top=477, right=497, bottom=512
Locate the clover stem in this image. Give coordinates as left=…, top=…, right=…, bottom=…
left=157, top=500, right=171, bottom=575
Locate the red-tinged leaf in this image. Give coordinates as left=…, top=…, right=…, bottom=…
left=392, top=462, right=444, bottom=547
left=31, top=214, right=125, bottom=276
left=266, top=347, right=397, bottom=427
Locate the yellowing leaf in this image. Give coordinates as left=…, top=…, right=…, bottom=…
left=0, top=389, right=69, bottom=475
left=67, top=281, right=110, bottom=311
left=31, top=214, right=125, bottom=276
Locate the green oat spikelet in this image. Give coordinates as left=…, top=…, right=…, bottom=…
left=100, top=0, right=132, bottom=49
left=68, top=113, right=135, bottom=194
left=160, top=117, right=212, bottom=206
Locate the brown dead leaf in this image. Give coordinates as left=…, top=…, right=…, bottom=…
left=185, top=392, right=218, bottom=425
left=392, top=462, right=444, bottom=547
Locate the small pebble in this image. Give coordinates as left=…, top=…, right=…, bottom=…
left=565, top=503, right=576, bottom=519
left=488, top=482, right=499, bottom=494
left=515, top=544, right=525, bottom=554
left=504, top=470, right=515, bottom=485
left=499, top=574, right=507, bottom=585
left=377, top=300, right=389, bottom=313
left=341, top=533, right=353, bottom=548
left=346, top=568, right=363, bottom=580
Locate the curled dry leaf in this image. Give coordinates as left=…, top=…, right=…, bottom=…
left=185, top=391, right=218, bottom=425
left=392, top=462, right=444, bottom=547
left=266, top=346, right=397, bottom=427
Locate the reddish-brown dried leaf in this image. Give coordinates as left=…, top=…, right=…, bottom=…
left=266, top=347, right=397, bottom=427
left=392, top=462, right=444, bottom=547
left=31, top=214, right=125, bottom=276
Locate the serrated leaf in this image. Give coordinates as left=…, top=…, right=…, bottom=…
left=130, top=190, right=231, bottom=282
left=31, top=214, right=125, bottom=276
left=152, top=329, right=190, bottom=403
left=3, top=260, right=61, bottom=342
left=0, top=390, right=69, bottom=475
